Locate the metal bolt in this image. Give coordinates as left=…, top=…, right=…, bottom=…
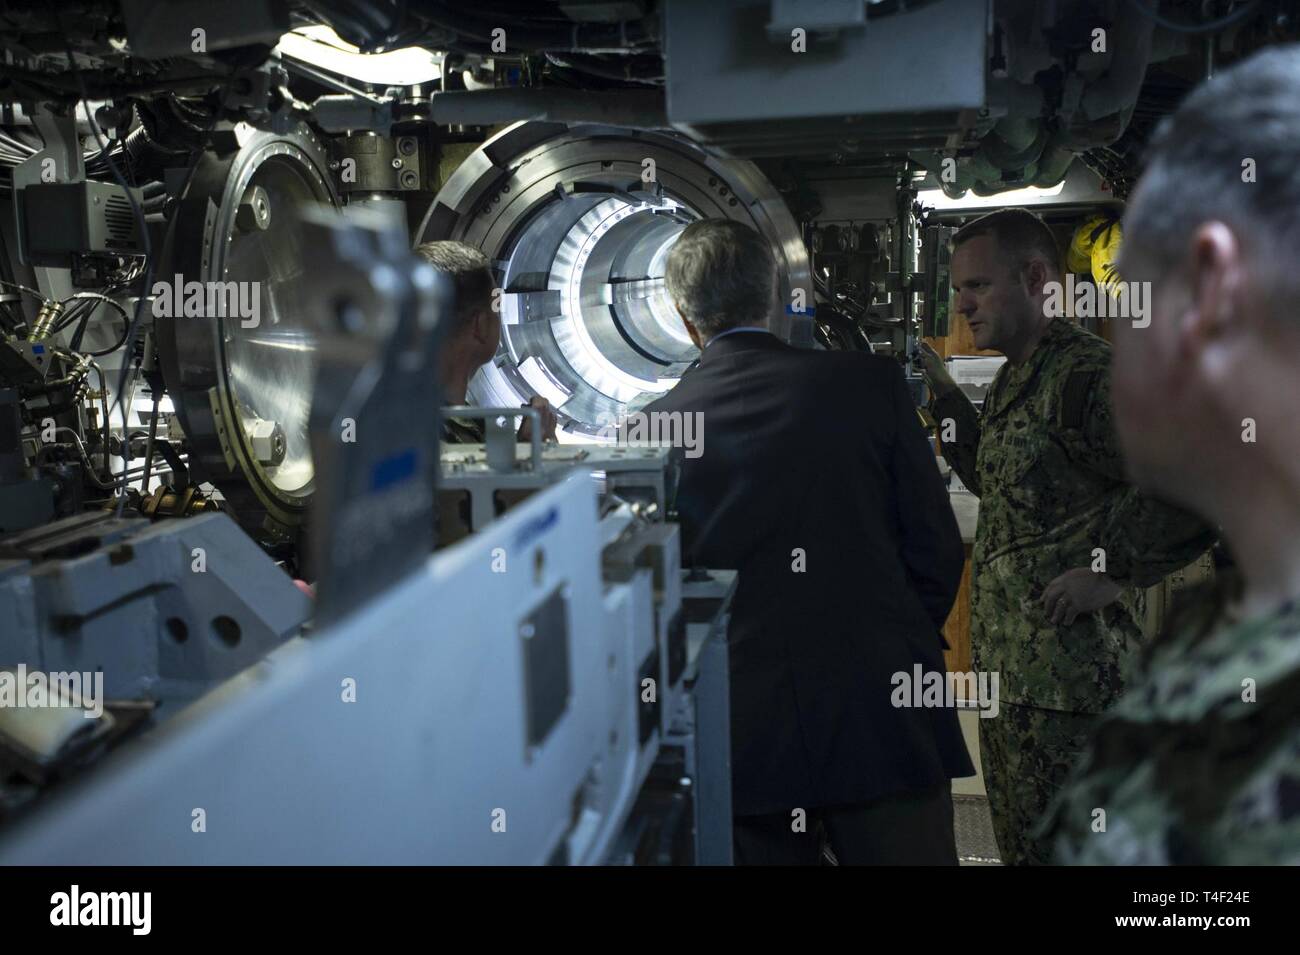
left=246, top=417, right=286, bottom=466
left=235, top=185, right=271, bottom=232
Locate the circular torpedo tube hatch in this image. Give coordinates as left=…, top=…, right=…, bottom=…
left=156, top=122, right=340, bottom=537
left=417, top=122, right=813, bottom=441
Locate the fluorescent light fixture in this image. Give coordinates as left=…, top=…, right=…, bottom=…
left=277, top=25, right=441, bottom=86
left=918, top=181, right=1066, bottom=210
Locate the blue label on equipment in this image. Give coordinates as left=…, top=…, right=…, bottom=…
left=370, top=448, right=417, bottom=492
left=514, top=506, right=559, bottom=550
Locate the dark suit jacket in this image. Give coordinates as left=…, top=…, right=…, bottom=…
left=644, top=331, right=974, bottom=815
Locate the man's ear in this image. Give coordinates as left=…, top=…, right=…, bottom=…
left=471, top=307, right=496, bottom=345
left=1183, top=221, right=1242, bottom=349
left=682, top=317, right=704, bottom=349
left=673, top=297, right=704, bottom=348
left=1023, top=259, right=1051, bottom=298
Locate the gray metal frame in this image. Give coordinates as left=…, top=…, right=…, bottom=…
left=0, top=510, right=310, bottom=706
left=0, top=474, right=704, bottom=864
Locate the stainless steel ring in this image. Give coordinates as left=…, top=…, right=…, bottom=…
left=156, top=123, right=339, bottom=536
left=417, top=122, right=813, bottom=441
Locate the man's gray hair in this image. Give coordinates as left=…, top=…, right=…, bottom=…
left=1124, top=44, right=1300, bottom=310
left=414, top=240, right=495, bottom=333
left=665, top=219, right=777, bottom=338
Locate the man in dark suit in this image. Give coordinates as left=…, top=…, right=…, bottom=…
left=643, top=219, right=973, bottom=864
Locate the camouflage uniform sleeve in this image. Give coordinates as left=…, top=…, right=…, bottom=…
left=1062, top=367, right=1216, bottom=588
left=1047, top=599, right=1300, bottom=865
left=930, top=386, right=983, bottom=497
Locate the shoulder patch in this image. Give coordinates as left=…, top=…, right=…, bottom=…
left=1060, top=370, right=1100, bottom=430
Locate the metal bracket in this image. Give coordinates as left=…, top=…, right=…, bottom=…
left=443, top=404, right=544, bottom=472
left=297, top=204, right=452, bottom=624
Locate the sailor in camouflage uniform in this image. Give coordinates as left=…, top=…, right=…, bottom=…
left=918, top=209, right=1213, bottom=865
left=1046, top=582, right=1300, bottom=864
left=1043, top=46, right=1300, bottom=865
